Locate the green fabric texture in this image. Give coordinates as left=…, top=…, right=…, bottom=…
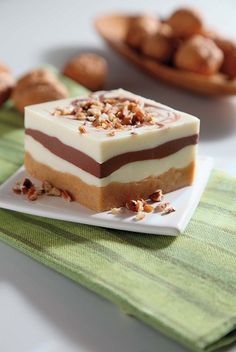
left=0, top=68, right=236, bottom=352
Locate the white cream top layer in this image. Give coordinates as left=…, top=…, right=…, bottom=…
left=25, top=89, right=200, bottom=163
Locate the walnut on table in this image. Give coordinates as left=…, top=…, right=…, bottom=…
left=0, top=61, right=15, bottom=107
left=11, top=68, right=68, bottom=113
left=63, top=53, right=108, bottom=91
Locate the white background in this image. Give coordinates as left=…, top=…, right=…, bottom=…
left=0, top=0, right=236, bottom=351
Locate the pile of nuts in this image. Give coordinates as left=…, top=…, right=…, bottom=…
left=12, top=178, right=73, bottom=202
left=53, top=96, right=162, bottom=135
left=111, top=189, right=176, bottom=221
left=125, top=7, right=236, bottom=78
left=0, top=52, right=108, bottom=112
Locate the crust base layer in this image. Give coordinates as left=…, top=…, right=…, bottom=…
left=25, top=152, right=196, bottom=212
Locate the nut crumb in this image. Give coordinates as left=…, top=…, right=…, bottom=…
left=110, top=207, right=123, bottom=215
left=61, top=190, right=73, bottom=202
left=107, top=130, right=115, bottom=137
left=47, top=187, right=61, bottom=197
left=135, top=212, right=145, bottom=221
left=27, top=187, right=38, bottom=201
left=143, top=204, right=154, bottom=213
left=149, top=189, right=163, bottom=202
left=161, top=206, right=176, bottom=215
left=42, top=180, right=53, bottom=193
left=155, top=202, right=170, bottom=213
left=12, top=185, right=21, bottom=194
left=79, top=126, right=86, bottom=134
left=126, top=199, right=145, bottom=212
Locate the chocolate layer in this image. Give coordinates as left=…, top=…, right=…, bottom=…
left=25, top=128, right=198, bottom=178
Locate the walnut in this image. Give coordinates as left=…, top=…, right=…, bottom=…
left=143, top=204, right=154, bottom=213
left=126, top=15, right=159, bottom=49
left=12, top=68, right=68, bottom=113
left=155, top=202, right=170, bottom=213
left=126, top=199, right=145, bottom=212
left=162, top=206, right=176, bottom=215
left=0, top=60, right=14, bottom=107
left=174, top=35, right=223, bottom=75
left=27, top=187, right=38, bottom=201
left=166, top=7, right=204, bottom=39
left=0, top=72, right=15, bottom=107
left=63, top=53, right=108, bottom=91
left=79, top=126, right=86, bottom=134
left=213, top=37, right=236, bottom=78
left=42, top=180, right=53, bottom=193
left=61, top=190, right=73, bottom=202
left=141, top=24, right=176, bottom=63
left=0, top=60, right=11, bottom=74
left=149, top=189, right=163, bottom=202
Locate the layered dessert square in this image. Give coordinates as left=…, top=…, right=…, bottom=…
left=24, top=89, right=200, bottom=211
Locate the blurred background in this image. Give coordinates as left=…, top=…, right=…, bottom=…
left=0, top=1, right=236, bottom=352
left=1, top=0, right=236, bottom=172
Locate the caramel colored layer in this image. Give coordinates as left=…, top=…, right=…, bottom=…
left=25, top=152, right=196, bottom=212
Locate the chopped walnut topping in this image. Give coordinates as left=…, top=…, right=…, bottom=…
left=107, top=130, right=116, bottom=137
left=52, top=95, right=170, bottom=133
left=162, top=206, right=176, bottom=215
left=79, top=126, right=86, bottom=134
left=135, top=212, right=145, bottom=221
left=149, top=189, right=163, bottom=202
left=53, top=106, right=75, bottom=116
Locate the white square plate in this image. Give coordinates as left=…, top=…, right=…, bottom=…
left=0, top=156, right=213, bottom=236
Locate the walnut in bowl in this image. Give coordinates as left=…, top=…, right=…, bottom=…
left=166, top=7, right=204, bottom=39
left=141, top=24, right=176, bottom=63
left=125, top=15, right=159, bottom=49
left=174, top=35, right=224, bottom=75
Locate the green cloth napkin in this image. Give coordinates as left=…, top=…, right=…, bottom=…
left=0, top=68, right=236, bottom=352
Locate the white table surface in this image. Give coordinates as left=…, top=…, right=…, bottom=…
left=0, top=0, right=236, bottom=351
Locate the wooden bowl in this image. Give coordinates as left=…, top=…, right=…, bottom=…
left=95, top=14, right=236, bottom=96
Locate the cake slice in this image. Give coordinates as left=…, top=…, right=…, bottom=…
left=24, top=89, right=200, bottom=211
